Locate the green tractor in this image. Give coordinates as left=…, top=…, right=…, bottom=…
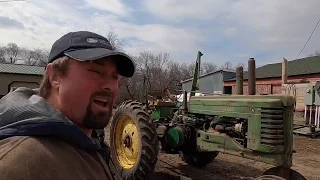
left=109, top=52, right=307, bottom=180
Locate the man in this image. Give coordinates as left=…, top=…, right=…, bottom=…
left=0, top=31, right=135, bottom=180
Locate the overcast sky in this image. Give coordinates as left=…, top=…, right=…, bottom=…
left=0, top=0, right=319, bottom=67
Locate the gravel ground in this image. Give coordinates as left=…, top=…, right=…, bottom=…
left=105, top=124, right=320, bottom=180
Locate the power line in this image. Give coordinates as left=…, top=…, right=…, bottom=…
left=296, top=18, right=320, bottom=59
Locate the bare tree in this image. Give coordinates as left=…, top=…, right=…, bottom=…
left=167, top=61, right=185, bottom=84
left=106, top=28, right=125, bottom=52
left=0, top=46, right=5, bottom=63
left=308, top=49, right=320, bottom=57
left=20, top=48, right=37, bottom=66
left=180, top=62, right=196, bottom=80
left=116, top=50, right=181, bottom=104
left=236, top=63, right=247, bottom=71
left=0, top=43, right=49, bottom=66
left=134, top=51, right=171, bottom=91
left=33, top=48, right=49, bottom=66
left=219, top=61, right=233, bottom=70
left=118, top=73, right=141, bottom=100
left=202, top=62, right=217, bottom=74
left=4, top=43, right=20, bottom=63
left=18, top=48, right=48, bottom=66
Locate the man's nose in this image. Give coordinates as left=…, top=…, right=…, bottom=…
left=100, top=76, right=118, bottom=92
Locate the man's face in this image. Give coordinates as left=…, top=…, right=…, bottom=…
left=55, top=57, right=119, bottom=129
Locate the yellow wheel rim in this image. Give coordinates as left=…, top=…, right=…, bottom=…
left=114, top=114, right=139, bottom=169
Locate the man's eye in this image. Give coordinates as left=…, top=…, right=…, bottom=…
left=113, top=75, right=119, bottom=80
left=89, top=69, right=101, bottom=74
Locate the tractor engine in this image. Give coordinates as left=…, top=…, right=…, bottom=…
left=156, top=112, right=249, bottom=153
left=156, top=115, right=194, bottom=152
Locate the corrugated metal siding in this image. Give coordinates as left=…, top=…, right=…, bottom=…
left=0, top=73, right=42, bottom=95
left=181, top=72, right=224, bottom=93
left=0, top=63, right=44, bottom=75
left=182, top=81, right=192, bottom=92
left=210, top=72, right=223, bottom=92
left=181, top=69, right=236, bottom=83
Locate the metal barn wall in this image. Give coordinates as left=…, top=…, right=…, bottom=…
left=0, top=73, right=42, bottom=96
left=181, top=72, right=224, bottom=93
left=181, top=81, right=192, bottom=92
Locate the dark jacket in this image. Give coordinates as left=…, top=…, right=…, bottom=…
left=0, top=87, right=121, bottom=180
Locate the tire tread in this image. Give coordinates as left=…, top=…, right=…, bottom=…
left=110, top=100, right=158, bottom=180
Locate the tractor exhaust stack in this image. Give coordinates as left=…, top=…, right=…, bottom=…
left=282, top=58, right=288, bottom=85
left=248, top=58, right=256, bottom=95
left=236, top=66, right=244, bottom=95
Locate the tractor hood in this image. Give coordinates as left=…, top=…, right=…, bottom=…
left=0, top=87, right=101, bottom=151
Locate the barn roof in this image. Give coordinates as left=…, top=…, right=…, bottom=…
left=225, top=55, right=320, bottom=81
left=181, top=69, right=236, bottom=83
left=0, top=63, right=45, bottom=76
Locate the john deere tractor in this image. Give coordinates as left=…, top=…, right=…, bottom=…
left=109, top=52, right=306, bottom=180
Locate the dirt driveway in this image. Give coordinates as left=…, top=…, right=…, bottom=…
left=105, top=125, right=320, bottom=180
left=149, top=136, right=320, bottom=180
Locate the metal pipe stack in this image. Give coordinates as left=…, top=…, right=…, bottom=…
left=236, top=66, right=243, bottom=95
left=248, top=58, right=256, bottom=95
left=282, top=58, right=288, bottom=85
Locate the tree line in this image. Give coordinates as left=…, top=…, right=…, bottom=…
left=0, top=42, right=49, bottom=66
left=0, top=30, right=248, bottom=104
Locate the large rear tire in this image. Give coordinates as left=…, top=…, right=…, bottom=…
left=261, top=166, right=307, bottom=180
left=110, top=100, right=158, bottom=180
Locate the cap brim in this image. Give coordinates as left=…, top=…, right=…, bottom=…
left=64, top=48, right=135, bottom=77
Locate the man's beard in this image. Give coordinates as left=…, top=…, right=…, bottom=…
left=82, top=91, right=114, bottom=129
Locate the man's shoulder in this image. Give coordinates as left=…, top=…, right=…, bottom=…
left=0, top=136, right=69, bottom=160
left=0, top=136, right=115, bottom=180
left=0, top=135, right=104, bottom=166
left=0, top=136, right=29, bottom=160
left=0, top=136, right=63, bottom=179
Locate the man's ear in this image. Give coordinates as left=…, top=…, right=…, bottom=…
left=46, top=63, right=61, bottom=89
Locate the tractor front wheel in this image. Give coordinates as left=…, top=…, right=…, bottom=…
left=110, top=100, right=158, bottom=180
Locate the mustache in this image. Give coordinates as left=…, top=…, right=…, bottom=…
left=90, top=90, right=113, bottom=99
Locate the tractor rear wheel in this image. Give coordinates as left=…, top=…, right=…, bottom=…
left=110, top=100, right=158, bottom=180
